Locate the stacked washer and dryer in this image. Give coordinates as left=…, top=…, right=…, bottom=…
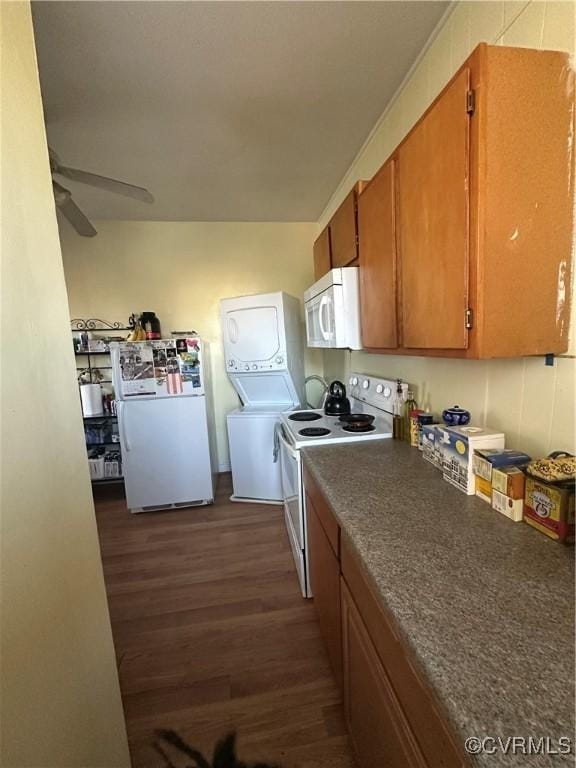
left=220, top=292, right=304, bottom=503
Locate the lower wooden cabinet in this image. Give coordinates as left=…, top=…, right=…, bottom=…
left=341, top=580, right=427, bottom=768
left=304, top=464, right=468, bottom=768
left=306, top=491, right=342, bottom=688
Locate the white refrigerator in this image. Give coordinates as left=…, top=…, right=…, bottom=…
left=110, top=337, right=216, bottom=513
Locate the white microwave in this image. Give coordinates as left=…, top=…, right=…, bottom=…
left=304, top=267, right=362, bottom=349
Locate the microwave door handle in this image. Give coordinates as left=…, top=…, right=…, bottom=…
left=318, top=296, right=330, bottom=341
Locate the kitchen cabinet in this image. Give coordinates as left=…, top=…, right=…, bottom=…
left=341, top=581, right=426, bottom=768
left=330, top=187, right=359, bottom=269
left=398, top=68, right=470, bottom=349
left=313, top=182, right=367, bottom=281
left=303, top=463, right=467, bottom=768
left=358, top=43, right=574, bottom=357
left=358, top=159, right=398, bottom=349
left=313, top=226, right=331, bottom=281
left=306, top=489, right=342, bottom=688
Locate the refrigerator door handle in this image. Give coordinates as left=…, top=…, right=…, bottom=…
left=118, top=401, right=131, bottom=451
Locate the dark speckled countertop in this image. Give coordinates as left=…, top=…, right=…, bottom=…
left=302, top=440, right=575, bottom=767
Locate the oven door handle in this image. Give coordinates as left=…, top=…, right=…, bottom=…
left=277, top=423, right=298, bottom=460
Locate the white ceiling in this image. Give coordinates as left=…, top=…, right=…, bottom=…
left=32, top=1, right=448, bottom=222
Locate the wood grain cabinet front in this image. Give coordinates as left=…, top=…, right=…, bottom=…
left=306, top=492, right=342, bottom=688
left=313, top=226, right=332, bottom=281
left=330, top=187, right=360, bottom=269
left=341, top=580, right=427, bottom=768
left=357, top=43, right=574, bottom=358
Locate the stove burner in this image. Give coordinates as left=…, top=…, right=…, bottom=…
left=342, top=423, right=376, bottom=433
left=289, top=411, right=322, bottom=422
left=299, top=427, right=332, bottom=437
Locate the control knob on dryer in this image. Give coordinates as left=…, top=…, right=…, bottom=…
left=350, top=376, right=358, bottom=386
left=362, top=379, right=370, bottom=390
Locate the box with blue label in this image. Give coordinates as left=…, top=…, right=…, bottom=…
left=421, top=424, right=443, bottom=469
left=441, top=426, right=505, bottom=494
left=472, top=449, right=531, bottom=482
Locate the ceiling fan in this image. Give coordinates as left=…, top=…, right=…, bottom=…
left=49, top=147, right=154, bottom=237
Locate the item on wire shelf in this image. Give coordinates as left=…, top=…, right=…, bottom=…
left=140, top=311, right=161, bottom=340
left=87, top=339, right=108, bottom=352
left=84, top=421, right=112, bottom=445
left=80, top=383, right=103, bottom=417
left=103, top=450, right=122, bottom=478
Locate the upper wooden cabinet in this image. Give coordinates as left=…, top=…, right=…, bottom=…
left=358, top=159, right=398, bottom=349
left=358, top=44, right=574, bottom=358
left=313, top=226, right=332, bottom=281
left=398, top=68, right=470, bottom=350
left=330, top=187, right=359, bottom=269
left=312, top=182, right=366, bottom=281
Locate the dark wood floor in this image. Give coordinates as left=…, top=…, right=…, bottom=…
left=94, top=474, right=354, bottom=768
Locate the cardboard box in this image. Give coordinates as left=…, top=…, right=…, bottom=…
left=492, top=490, right=523, bottom=522
left=441, top=426, right=505, bottom=495
left=475, top=476, right=492, bottom=503
left=472, top=449, right=531, bottom=482
left=492, top=466, right=525, bottom=499
left=524, top=476, right=575, bottom=543
left=422, top=424, right=443, bottom=469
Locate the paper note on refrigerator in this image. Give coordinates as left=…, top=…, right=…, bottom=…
left=119, top=343, right=156, bottom=396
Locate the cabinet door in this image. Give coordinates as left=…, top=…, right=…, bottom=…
left=398, top=68, right=471, bottom=349
left=330, top=189, right=358, bottom=269
left=313, top=227, right=332, bottom=281
left=307, top=493, right=342, bottom=688
left=341, top=581, right=427, bottom=768
left=358, top=159, right=398, bottom=348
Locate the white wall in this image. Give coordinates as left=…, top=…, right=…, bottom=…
left=0, top=4, right=130, bottom=766
left=60, top=221, right=321, bottom=469
left=321, top=0, right=576, bottom=457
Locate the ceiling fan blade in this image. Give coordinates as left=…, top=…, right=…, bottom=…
left=53, top=181, right=97, bottom=237
left=56, top=165, right=154, bottom=203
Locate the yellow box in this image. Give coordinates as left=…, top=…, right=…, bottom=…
left=475, top=476, right=492, bottom=503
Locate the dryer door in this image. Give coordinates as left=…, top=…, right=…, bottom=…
left=225, top=305, right=280, bottom=363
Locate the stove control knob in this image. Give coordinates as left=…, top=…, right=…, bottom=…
left=362, top=379, right=370, bottom=390
left=228, top=360, right=234, bottom=367
left=383, top=386, right=392, bottom=398
left=376, top=384, right=383, bottom=394
left=244, top=365, right=250, bottom=371
left=252, top=364, right=258, bottom=370
left=275, top=356, right=283, bottom=364
left=351, top=376, right=358, bottom=386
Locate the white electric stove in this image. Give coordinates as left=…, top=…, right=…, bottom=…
left=276, top=373, right=406, bottom=597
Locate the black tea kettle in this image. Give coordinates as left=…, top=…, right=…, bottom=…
left=324, top=380, right=351, bottom=416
